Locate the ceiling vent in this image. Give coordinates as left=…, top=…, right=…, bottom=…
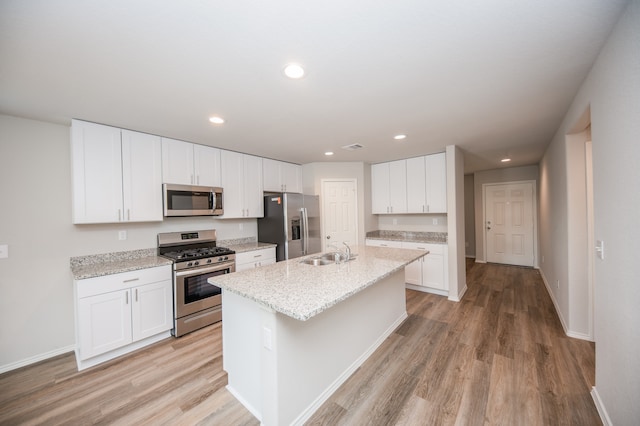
left=341, top=143, right=364, bottom=151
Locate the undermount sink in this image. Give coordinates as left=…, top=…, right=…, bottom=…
left=300, top=252, right=358, bottom=266
left=300, top=257, right=335, bottom=266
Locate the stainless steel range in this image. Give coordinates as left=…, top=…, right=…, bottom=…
left=157, top=229, right=235, bottom=337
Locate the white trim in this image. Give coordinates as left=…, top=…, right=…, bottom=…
left=0, top=344, right=76, bottom=374
left=226, top=384, right=262, bottom=422
left=591, top=387, right=612, bottom=426
left=449, top=284, right=468, bottom=302
left=539, top=269, right=594, bottom=342
left=405, top=283, right=448, bottom=297
left=320, top=178, right=359, bottom=252
left=482, top=180, right=538, bottom=267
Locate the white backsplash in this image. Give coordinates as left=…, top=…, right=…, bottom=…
left=377, top=214, right=448, bottom=233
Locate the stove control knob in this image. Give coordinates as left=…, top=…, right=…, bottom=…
left=223, top=256, right=228, bottom=261
left=207, top=258, right=212, bottom=264
left=187, top=262, right=193, bottom=267
left=194, top=261, right=200, bottom=266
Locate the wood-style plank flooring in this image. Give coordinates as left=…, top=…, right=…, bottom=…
left=0, top=260, right=599, bottom=425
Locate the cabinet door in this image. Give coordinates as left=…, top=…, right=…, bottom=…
left=426, top=152, right=447, bottom=213
left=402, top=242, right=429, bottom=286
left=220, top=150, right=245, bottom=218
left=406, top=156, right=427, bottom=213
left=371, top=163, right=390, bottom=214
left=281, top=162, right=302, bottom=193
left=194, top=144, right=221, bottom=187
left=71, top=120, right=123, bottom=224
left=131, top=280, right=173, bottom=341
left=243, top=155, right=264, bottom=218
left=78, top=289, right=132, bottom=359
left=388, top=160, right=407, bottom=214
left=161, top=138, right=195, bottom=185
left=121, top=130, right=163, bottom=222
left=262, top=158, right=282, bottom=192
left=423, top=254, right=445, bottom=290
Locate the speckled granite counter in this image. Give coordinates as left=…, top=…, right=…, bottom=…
left=70, top=248, right=172, bottom=280
left=221, top=240, right=277, bottom=254
left=209, top=244, right=425, bottom=321
left=366, top=230, right=447, bottom=244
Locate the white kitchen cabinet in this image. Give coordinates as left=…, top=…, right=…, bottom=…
left=71, top=120, right=162, bottom=224
left=371, top=160, right=407, bottom=214
left=425, top=152, right=447, bottom=213
left=161, top=137, right=221, bottom=186
left=235, top=247, right=276, bottom=272
left=402, top=241, right=448, bottom=293
left=406, top=156, right=427, bottom=213
left=365, top=239, right=403, bottom=248
left=220, top=151, right=264, bottom=218
left=75, top=265, right=172, bottom=370
left=263, top=158, right=302, bottom=193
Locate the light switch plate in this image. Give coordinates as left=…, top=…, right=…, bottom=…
left=0, top=244, right=8, bottom=259
left=595, top=240, right=605, bottom=260
left=118, top=230, right=127, bottom=241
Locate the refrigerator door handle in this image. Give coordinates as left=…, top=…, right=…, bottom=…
left=302, top=207, right=309, bottom=255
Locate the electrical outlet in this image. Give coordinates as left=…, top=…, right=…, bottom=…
left=118, top=230, right=127, bottom=241
left=556, top=279, right=560, bottom=289
left=432, top=218, right=438, bottom=225
left=595, top=240, right=605, bottom=260
left=392, top=218, right=397, bottom=225
left=0, top=244, right=8, bottom=259
left=239, top=223, right=243, bottom=231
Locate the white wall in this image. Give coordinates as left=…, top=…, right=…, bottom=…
left=301, top=162, right=375, bottom=246
left=0, top=114, right=258, bottom=371
left=539, top=1, right=640, bottom=423
left=464, top=174, right=475, bottom=257
left=377, top=214, right=447, bottom=233
left=473, top=165, right=539, bottom=262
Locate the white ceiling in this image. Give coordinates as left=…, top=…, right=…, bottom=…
left=0, top=0, right=628, bottom=172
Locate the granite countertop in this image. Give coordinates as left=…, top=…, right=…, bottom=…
left=366, top=230, right=447, bottom=244
left=222, top=241, right=277, bottom=253
left=70, top=248, right=172, bottom=280
left=209, top=244, right=426, bottom=321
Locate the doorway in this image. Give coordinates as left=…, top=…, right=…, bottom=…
left=483, top=181, right=536, bottom=267
left=320, top=179, right=358, bottom=251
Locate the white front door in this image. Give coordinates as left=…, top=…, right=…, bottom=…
left=321, top=179, right=358, bottom=251
left=485, top=182, right=535, bottom=267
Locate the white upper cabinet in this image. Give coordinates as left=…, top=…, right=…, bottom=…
left=161, top=138, right=221, bottom=187
left=371, top=160, right=407, bottom=214
left=263, top=159, right=302, bottom=193
left=406, top=156, right=427, bottom=213
left=425, top=152, right=447, bottom=213
left=373, top=153, right=446, bottom=215
left=220, top=151, right=264, bottom=218
left=71, top=120, right=162, bottom=224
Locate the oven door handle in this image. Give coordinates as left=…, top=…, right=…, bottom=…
left=175, top=264, right=234, bottom=278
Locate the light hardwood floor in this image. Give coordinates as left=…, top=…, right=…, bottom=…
left=0, top=261, right=599, bottom=425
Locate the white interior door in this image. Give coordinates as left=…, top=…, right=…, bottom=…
left=485, top=182, right=535, bottom=267
left=321, top=179, right=358, bottom=251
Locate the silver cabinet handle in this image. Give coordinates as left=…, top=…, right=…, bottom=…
left=123, top=277, right=139, bottom=283
left=125, top=291, right=129, bottom=304
left=127, top=209, right=130, bottom=221
left=135, top=288, right=138, bottom=302
left=118, top=209, right=121, bottom=221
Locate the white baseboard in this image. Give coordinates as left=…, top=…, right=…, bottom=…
left=405, top=283, right=448, bottom=297
left=227, top=384, right=262, bottom=422
left=591, top=387, right=612, bottom=426
left=449, top=284, right=467, bottom=302
left=539, top=269, right=594, bottom=342
left=0, top=344, right=76, bottom=374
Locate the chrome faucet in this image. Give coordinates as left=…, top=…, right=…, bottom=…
left=328, top=242, right=352, bottom=263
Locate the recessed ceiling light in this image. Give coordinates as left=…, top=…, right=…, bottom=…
left=209, top=116, right=224, bottom=124
left=284, top=63, right=305, bottom=79
left=325, top=151, right=334, bottom=156
left=394, top=134, right=407, bottom=140
left=501, top=157, right=511, bottom=162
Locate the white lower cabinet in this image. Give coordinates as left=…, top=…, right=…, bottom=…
left=366, top=239, right=448, bottom=295
left=235, top=247, right=276, bottom=272
left=75, top=265, right=172, bottom=370
left=402, top=242, right=448, bottom=293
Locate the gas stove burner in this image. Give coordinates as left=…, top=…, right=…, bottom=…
left=162, top=246, right=234, bottom=261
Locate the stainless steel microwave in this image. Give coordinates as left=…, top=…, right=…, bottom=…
left=163, top=184, right=223, bottom=217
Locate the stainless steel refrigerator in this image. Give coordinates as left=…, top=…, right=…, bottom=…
left=258, top=193, right=321, bottom=261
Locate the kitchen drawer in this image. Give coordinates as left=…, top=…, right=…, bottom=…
left=365, top=239, right=403, bottom=248
left=401, top=241, right=445, bottom=255
left=76, top=265, right=171, bottom=299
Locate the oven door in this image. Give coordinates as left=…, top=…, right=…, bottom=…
left=174, top=262, right=234, bottom=318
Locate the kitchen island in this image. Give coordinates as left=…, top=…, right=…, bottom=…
left=209, top=245, right=426, bottom=426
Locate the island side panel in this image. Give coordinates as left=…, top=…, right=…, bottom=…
left=221, top=290, right=265, bottom=421
left=274, top=268, right=408, bottom=426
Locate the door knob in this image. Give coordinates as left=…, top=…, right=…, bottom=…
left=487, top=226, right=491, bottom=230
left=326, top=235, right=331, bottom=239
